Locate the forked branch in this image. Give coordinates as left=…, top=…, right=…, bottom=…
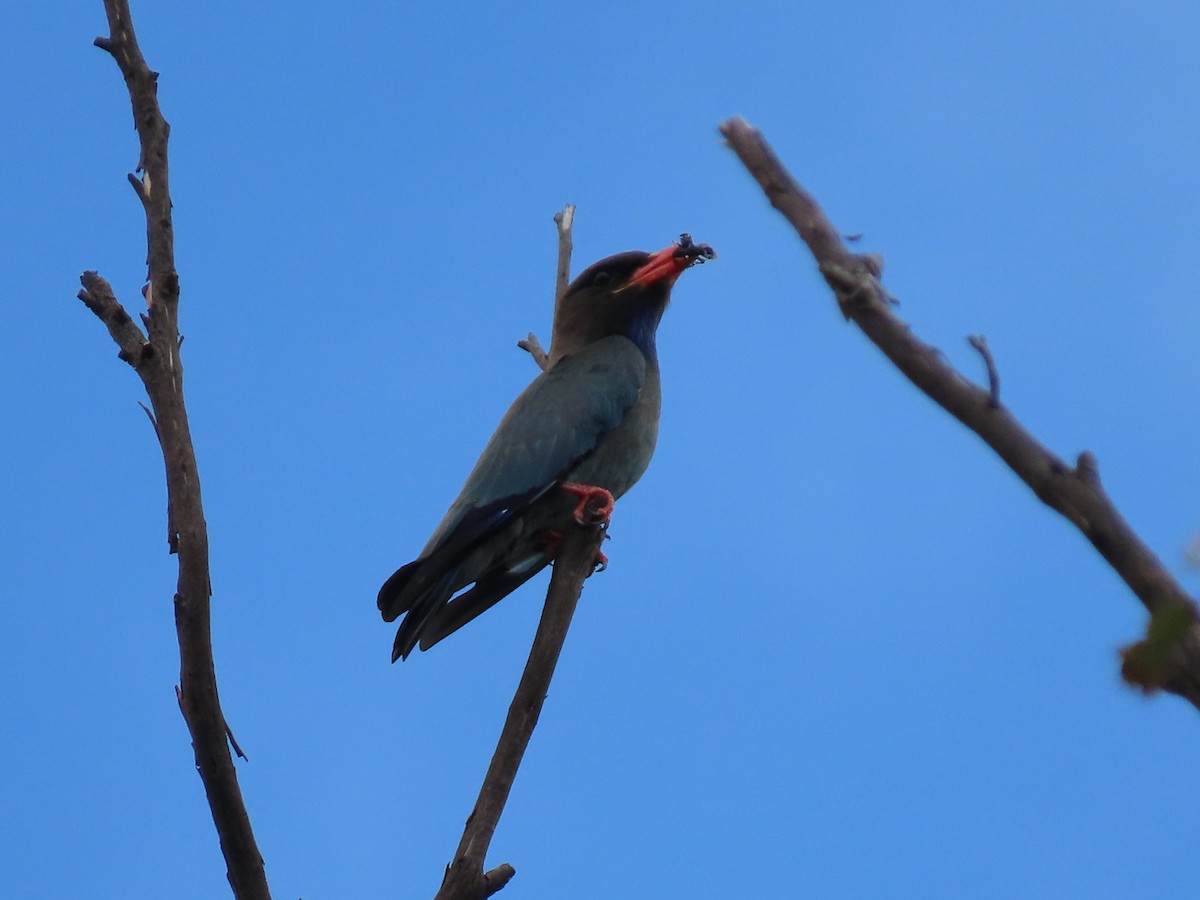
left=436, top=206, right=603, bottom=899
left=517, top=203, right=575, bottom=372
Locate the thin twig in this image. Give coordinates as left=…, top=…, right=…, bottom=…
left=436, top=521, right=606, bottom=900
left=515, top=332, right=549, bottom=371
left=225, top=721, right=249, bottom=762
left=82, top=3, right=271, bottom=897
left=553, top=204, right=575, bottom=310
left=719, top=115, right=1200, bottom=708
left=135, top=399, right=159, bottom=430
left=966, top=335, right=1001, bottom=409
left=518, top=204, right=574, bottom=373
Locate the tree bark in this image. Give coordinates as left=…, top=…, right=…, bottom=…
left=79, top=3, right=271, bottom=896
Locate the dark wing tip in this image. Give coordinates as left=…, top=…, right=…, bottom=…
left=386, top=566, right=461, bottom=662
left=378, top=559, right=423, bottom=622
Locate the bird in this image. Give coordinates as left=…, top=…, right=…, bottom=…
left=378, top=235, right=715, bottom=661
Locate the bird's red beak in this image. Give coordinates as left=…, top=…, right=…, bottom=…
left=621, top=246, right=690, bottom=292
left=620, top=236, right=716, bottom=292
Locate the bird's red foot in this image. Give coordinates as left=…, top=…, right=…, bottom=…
left=560, top=483, right=614, bottom=526
left=539, top=529, right=609, bottom=575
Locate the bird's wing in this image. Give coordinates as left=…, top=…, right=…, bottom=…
left=423, top=333, right=647, bottom=557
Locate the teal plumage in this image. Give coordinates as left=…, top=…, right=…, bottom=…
left=378, top=241, right=712, bottom=661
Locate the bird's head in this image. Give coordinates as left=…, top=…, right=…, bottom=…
left=551, top=234, right=715, bottom=362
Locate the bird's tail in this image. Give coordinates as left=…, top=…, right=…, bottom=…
left=417, top=558, right=550, bottom=652
left=378, top=559, right=459, bottom=662
left=377, top=559, right=421, bottom=622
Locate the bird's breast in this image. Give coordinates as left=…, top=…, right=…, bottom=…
left=566, top=363, right=662, bottom=498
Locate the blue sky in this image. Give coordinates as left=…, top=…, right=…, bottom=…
left=5, top=2, right=1199, bottom=897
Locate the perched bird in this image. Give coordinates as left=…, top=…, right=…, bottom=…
left=379, top=235, right=715, bottom=661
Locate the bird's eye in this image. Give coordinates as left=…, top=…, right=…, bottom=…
left=591, top=270, right=612, bottom=288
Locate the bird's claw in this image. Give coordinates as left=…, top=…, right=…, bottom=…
left=560, top=483, right=615, bottom=526
left=539, top=529, right=609, bottom=575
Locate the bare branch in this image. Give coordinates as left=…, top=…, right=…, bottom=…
left=437, top=520, right=606, bottom=900
left=95, top=0, right=178, bottom=325
left=719, top=115, right=1200, bottom=709
left=77, top=271, right=148, bottom=366
left=519, top=204, right=574, bottom=373
left=553, top=203, right=575, bottom=310
left=438, top=204, right=599, bottom=897
left=82, top=3, right=271, bottom=896
left=515, top=332, right=549, bottom=371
